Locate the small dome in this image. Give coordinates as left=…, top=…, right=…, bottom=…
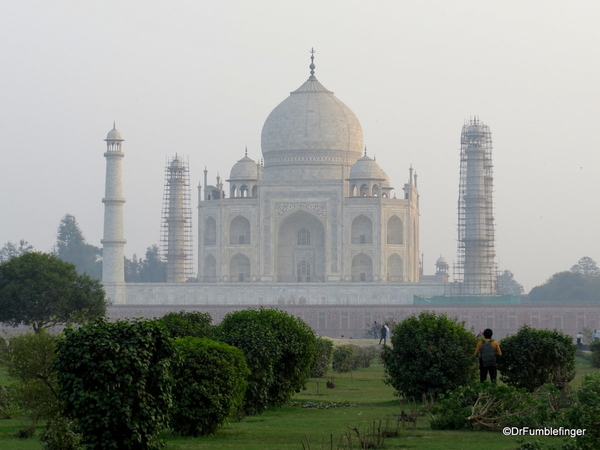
left=466, top=123, right=486, bottom=138
left=106, top=125, right=123, bottom=141
left=170, top=157, right=184, bottom=169
left=228, top=155, right=258, bottom=181
left=348, top=155, right=385, bottom=180
left=436, top=256, right=449, bottom=265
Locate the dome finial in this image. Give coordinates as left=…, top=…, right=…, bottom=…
left=364, top=146, right=367, bottom=156
left=245, top=146, right=248, bottom=157
left=309, top=47, right=316, bottom=76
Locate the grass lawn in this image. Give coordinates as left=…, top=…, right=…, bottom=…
left=0, top=356, right=597, bottom=449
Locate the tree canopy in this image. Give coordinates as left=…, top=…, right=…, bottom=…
left=570, top=256, right=600, bottom=278
left=529, top=270, right=600, bottom=303
left=56, top=214, right=102, bottom=280
left=496, top=270, right=524, bottom=296
left=0, top=252, right=107, bottom=333
left=0, top=240, right=34, bottom=263
left=383, top=311, right=477, bottom=398
left=125, top=245, right=167, bottom=282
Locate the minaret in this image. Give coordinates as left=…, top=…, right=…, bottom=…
left=456, top=118, right=496, bottom=295
left=160, top=155, right=193, bottom=283
left=101, top=124, right=126, bottom=303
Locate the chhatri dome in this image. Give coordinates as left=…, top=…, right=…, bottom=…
left=228, top=149, right=258, bottom=181
left=349, top=151, right=386, bottom=180
left=261, top=49, right=364, bottom=181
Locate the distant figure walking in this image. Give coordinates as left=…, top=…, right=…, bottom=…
left=577, top=332, right=583, bottom=350
left=474, top=328, right=502, bottom=383
left=372, top=321, right=379, bottom=340
left=378, top=324, right=388, bottom=345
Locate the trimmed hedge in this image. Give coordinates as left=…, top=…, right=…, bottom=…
left=55, top=319, right=175, bottom=450
left=497, top=325, right=576, bottom=392
left=171, top=337, right=249, bottom=436
left=383, top=311, right=477, bottom=398
left=215, top=308, right=317, bottom=415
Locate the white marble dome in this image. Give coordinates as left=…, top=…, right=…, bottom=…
left=349, top=154, right=385, bottom=180
left=260, top=73, right=363, bottom=180
left=106, top=126, right=123, bottom=141
left=229, top=155, right=258, bottom=180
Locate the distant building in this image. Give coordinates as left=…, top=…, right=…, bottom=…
left=102, top=52, right=449, bottom=306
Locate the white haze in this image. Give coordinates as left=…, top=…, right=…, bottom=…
left=1, top=0, right=599, bottom=292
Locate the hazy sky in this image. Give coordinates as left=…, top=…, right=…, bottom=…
left=2, top=1, right=599, bottom=291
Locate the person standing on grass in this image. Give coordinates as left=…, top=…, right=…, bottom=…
left=372, top=321, right=379, bottom=340
left=577, top=332, right=583, bottom=350
left=474, top=328, right=502, bottom=383
left=378, top=323, right=387, bottom=345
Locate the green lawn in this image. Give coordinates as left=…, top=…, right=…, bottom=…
left=0, top=358, right=597, bottom=449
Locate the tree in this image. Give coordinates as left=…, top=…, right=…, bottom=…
left=0, top=240, right=34, bottom=262
left=215, top=308, right=317, bottom=415
left=157, top=310, right=213, bottom=339
left=383, top=311, right=477, bottom=398
left=571, top=256, right=600, bottom=278
left=0, top=252, right=107, bottom=333
left=496, top=270, right=524, bottom=296
left=0, top=332, right=60, bottom=425
left=310, top=337, right=334, bottom=378
left=124, top=253, right=141, bottom=282
left=55, top=318, right=176, bottom=450
left=528, top=271, right=600, bottom=303
left=170, top=337, right=249, bottom=436
left=332, top=346, right=357, bottom=374
left=139, top=245, right=166, bottom=282
left=497, top=325, right=576, bottom=392
left=56, top=214, right=102, bottom=280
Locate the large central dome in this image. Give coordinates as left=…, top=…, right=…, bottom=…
left=261, top=60, right=364, bottom=181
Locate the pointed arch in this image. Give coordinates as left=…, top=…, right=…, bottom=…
left=204, top=217, right=217, bottom=245
left=387, top=215, right=403, bottom=245
left=276, top=210, right=325, bottom=282
left=230, top=253, right=250, bottom=282
left=351, top=215, right=373, bottom=244
left=230, top=215, right=251, bottom=245
left=351, top=253, right=373, bottom=282
left=203, top=254, right=217, bottom=282
left=387, top=253, right=403, bottom=282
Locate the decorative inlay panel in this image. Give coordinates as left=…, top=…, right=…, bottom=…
left=275, top=202, right=326, bottom=221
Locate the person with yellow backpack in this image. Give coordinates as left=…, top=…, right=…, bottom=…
left=474, top=328, right=502, bottom=383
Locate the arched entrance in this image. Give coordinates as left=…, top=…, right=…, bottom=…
left=277, top=210, right=325, bottom=282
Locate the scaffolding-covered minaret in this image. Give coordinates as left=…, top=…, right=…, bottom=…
left=161, top=155, right=194, bottom=282
left=455, top=118, right=497, bottom=295
left=101, top=124, right=126, bottom=303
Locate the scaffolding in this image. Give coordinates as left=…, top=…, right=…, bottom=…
left=160, top=155, right=194, bottom=282
left=455, top=118, right=497, bottom=295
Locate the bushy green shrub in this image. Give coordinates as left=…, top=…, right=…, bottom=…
left=383, top=311, right=477, bottom=398
left=171, top=337, right=249, bottom=436
left=332, top=346, right=356, bottom=373
left=310, top=337, right=334, bottom=378
left=1, top=332, right=59, bottom=424
left=561, top=373, right=600, bottom=449
left=431, top=383, right=537, bottom=431
left=354, top=346, right=379, bottom=368
left=589, top=339, right=600, bottom=368
left=215, top=308, right=317, bottom=415
left=40, top=415, right=82, bottom=450
left=498, top=325, right=576, bottom=392
left=55, top=318, right=176, bottom=450
left=157, top=310, right=213, bottom=339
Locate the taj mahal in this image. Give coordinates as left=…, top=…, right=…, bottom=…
left=100, top=52, right=506, bottom=336
left=100, top=52, right=600, bottom=340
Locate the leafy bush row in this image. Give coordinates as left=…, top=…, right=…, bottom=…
left=1, top=307, right=318, bottom=449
